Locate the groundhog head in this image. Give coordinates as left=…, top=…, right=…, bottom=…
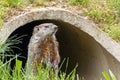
left=32, top=23, right=58, bottom=42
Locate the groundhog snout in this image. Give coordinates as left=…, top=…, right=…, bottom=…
left=52, top=26, right=58, bottom=34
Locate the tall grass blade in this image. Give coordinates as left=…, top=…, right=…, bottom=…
left=109, top=69, right=117, bottom=80
left=102, top=71, right=110, bottom=80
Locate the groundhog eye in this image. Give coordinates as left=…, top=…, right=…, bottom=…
left=44, top=26, right=49, bottom=28
left=35, top=27, right=39, bottom=31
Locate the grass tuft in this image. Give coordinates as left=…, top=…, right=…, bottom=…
left=70, top=0, right=90, bottom=6
left=0, top=59, right=79, bottom=80
left=0, top=18, right=4, bottom=29
left=0, top=35, right=80, bottom=80
left=106, top=0, right=120, bottom=18
left=0, top=35, right=26, bottom=61
left=102, top=69, right=117, bottom=80
left=29, top=0, right=47, bottom=6
left=83, top=2, right=117, bottom=24
left=5, top=0, right=29, bottom=8
left=102, top=25, right=120, bottom=41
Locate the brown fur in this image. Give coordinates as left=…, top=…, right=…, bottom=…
left=27, top=23, right=60, bottom=75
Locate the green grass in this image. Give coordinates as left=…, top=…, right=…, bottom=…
left=83, top=1, right=117, bottom=24
left=106, top=0, right=120, bottom=20
left=102, top=69, right=117, bottom=80
left=69, top=0, right=90, bottom=6
left=5, top=0, right=29, bottom=8
left=0, top=5, right=8, bottom=18
left=102, top=25, right=120, bottom=41
left=0, top=0, right=30, bottom=28
left=0, top=59, right=79, bottom=80
left=82, top=0, right=120, bottom=41
left=117, top=8, right=120, bottom=17
left=0, top=35, right=80, bottom=80
left=29, top=0, right=47, bottom=6
left=0, top=56, right=79, bottom=80
left=0, top=37, right=23, bottom=80
left=107, top=0, right=120, bottom=9
left=0, top=35, right=26, bottom=62
left=84, top=9, right=116, bottom=24
left=0, top=3, right=9, bottom=28
left=0, top=18, right=4, bottom=29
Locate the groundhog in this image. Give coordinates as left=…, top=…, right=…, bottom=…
left=26, top=23, right=60, bottom=75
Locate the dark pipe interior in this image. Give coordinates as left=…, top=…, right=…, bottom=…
left=7, top=20, right=80, bottom=71
left=7, top=19, right=108, bottom=79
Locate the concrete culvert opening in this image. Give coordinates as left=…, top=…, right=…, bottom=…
left=1, top=8, right=120, bottom=80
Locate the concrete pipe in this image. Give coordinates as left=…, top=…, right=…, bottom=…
left=0, top=8, right=120, bottom=80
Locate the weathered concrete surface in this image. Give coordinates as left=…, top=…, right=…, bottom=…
left=0, top=8, right=120, bottom=80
